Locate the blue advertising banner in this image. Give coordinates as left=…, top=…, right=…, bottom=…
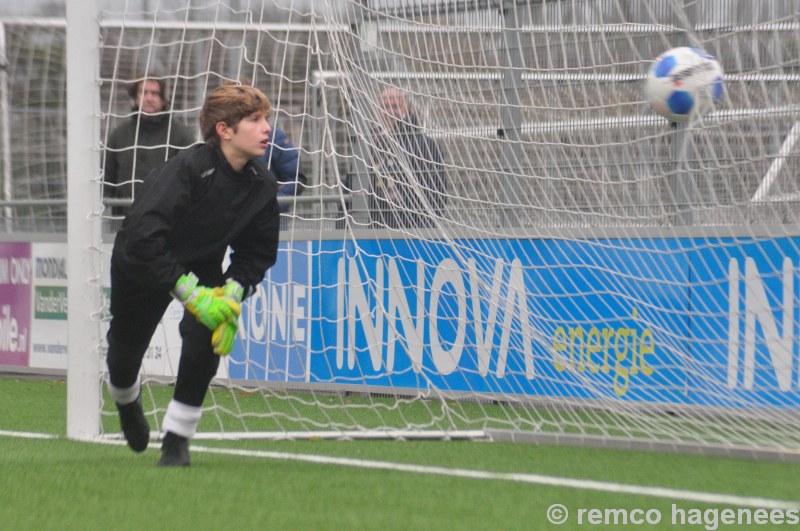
left=311, top=238, right=690, bottom=403
left=688, top=238, right=800, bottom=408
left=228, top=241, right=311, bottom=382
left=230, top=236, right=800, bottom=409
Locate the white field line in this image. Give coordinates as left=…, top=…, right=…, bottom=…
left=3, top=430, right=798, bottom=511
left=190, top=445, right=800, bottom=511
left=0, top=429, right=59, bottom=439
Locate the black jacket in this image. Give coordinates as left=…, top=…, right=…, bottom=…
left=112, top=143, right=281, bottom=295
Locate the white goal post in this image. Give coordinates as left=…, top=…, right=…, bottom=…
left=66, top=0, right=102, bottom=440
left=38, top=0, right=800, bottom=459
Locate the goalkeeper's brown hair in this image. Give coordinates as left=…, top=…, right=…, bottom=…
left=199, top=83, right=271, bottom=146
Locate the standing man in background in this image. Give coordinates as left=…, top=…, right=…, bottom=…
left=370, top=88, right=447, bottom=228
left=104, top=72, right=196, bottom=217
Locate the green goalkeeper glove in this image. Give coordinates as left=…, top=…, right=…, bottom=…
left=221, top=278, right=245, bottom=304
left=212, top=319, right=238, bottom=356
left=210, top=279, right=245, bottom=356
left=172, top=273, right=241, bottom=331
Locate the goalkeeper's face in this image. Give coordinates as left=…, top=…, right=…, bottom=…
left=226, top=111, right=272, bottom=161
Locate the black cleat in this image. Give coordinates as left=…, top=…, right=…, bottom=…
left=157, top=432, right=190, bottom=467
left=116, top=396, right=150, bottom=453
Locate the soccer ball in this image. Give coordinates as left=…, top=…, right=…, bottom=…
left=645, top=47, right=724, bottom=124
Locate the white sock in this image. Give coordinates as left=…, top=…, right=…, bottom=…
left=107, top=376, right=141, bottom=406
left=162, top=399, right=202, bottom=439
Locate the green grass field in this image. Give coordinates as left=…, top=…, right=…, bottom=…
left=2, top=377, right=799, bottom=530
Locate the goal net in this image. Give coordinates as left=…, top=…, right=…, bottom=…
left=8, top=0, right=798, bottom=457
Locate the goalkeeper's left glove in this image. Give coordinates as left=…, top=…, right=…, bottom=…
left=211, top=279, right=245, bottom=356
left=220, top=278, right=245, bottom=305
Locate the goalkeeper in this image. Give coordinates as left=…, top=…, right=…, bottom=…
left=105, top=83, right=281, bottom=467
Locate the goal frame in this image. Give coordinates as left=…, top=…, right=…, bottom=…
left=66, top=0, right=102, bottom=441
left=55, top=0, right=800, bottom=460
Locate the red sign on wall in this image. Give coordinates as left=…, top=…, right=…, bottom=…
left=0, top=242, right=32, bottom=366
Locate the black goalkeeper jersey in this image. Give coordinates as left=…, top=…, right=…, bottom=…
left=111, top=143, right=281, bottom=295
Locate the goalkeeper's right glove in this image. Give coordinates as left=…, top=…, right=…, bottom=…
left=210, top=279, right=245, bottom=356
left=172, top=273, right=241, bottom=331
left=212, top=319, right=238, bottom=356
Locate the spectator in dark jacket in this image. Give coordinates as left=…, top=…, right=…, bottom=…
left=104, top=74, right=196, bottom=217
left=370, top=88, right=447, bottom=228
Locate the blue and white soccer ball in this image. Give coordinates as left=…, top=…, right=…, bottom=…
left=645, top=47, right=724, bottom=124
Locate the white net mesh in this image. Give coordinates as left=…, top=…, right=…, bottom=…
left=4, top=0, right=800, bottom=457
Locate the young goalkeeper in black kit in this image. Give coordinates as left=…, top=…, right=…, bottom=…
left=106, top=83, right=281, bottom=467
